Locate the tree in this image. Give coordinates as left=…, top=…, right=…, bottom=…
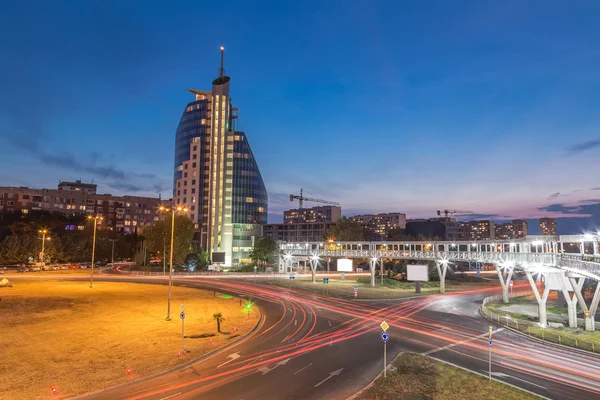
left=0, top=234, right=36, bottom=264
left=325, top=217, right=364, bottom=241
left=249, top=237, right=278, bottom=265
left=143, top=215, right=194, bottom=264
left=213, top=312, right=224, bottom=333
left=386, top=227, right=408, bottom=241
left=185, top=251, right=209, bottom=271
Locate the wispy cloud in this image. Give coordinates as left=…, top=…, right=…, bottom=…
left=567, top=138, right=600, bottom=154
left=547, top=192, right=561, bottom=199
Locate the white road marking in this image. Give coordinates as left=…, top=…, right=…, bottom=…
left=314, top=368, right=343, bottom=387
left=159, top=393, right=182, bottom=400
left=294, top=363, right=313, bottom=374
left=422, top=328, right=504, bottom=356
left=328, top=320, right=332, bottom=327
left=217, top=352, right=241, bottom=368
left=488, top=372, right=547, bottom=389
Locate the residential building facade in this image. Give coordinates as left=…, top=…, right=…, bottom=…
left=264, top=222, right=336, bottom=243
left=284, top=206, right=341, bottom=224
left=172, top=48, right=267, bottom=265
left=459, top=220, right=495, bottom=241
left=540, top=217, right=557, bottom=236
left=350, top=212, right=407, bottom=241
left=0, top=184, right=169, bottom=233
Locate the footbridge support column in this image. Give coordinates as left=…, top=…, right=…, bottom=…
left=436, top=261, right=448, bottom=294
left=309, top=257, right=318, bottom=283
left=369, top=258, right=377, bottom=288
left=526, top=271, right=550, bottom=327
left=495, top=264, right=514, bottom=304
left=560, top=275, right=578, bottom=328
left=568, top=276, right=598, bottom=332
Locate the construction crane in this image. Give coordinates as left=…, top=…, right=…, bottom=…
left=289, top=188, right=340, bottom=209
left=437, top=209, right=474, bottom=219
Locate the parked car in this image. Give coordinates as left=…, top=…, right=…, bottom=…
left=42, top=265, right=52, bottom=271
left=69, top=264, right=80, bottom=269
left=50, top=265, right=60, bottom=271
left=60, top=265, right=69, bottom=270
left=30, top=266, right=41, bottom=272
left=95, top=261, right=106, bottom=267
left=18, top=266, right=31, bottom=273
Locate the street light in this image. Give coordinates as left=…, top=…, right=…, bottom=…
left=87, top=216, right=103, bottom=288
left=159, top=205, right=188, bottom=321
left=39, top=229, right=49, bottom=271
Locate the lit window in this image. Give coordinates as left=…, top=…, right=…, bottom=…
left=21, top=209, right=28, bottom=214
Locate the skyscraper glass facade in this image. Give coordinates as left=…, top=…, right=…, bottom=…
left=172, top=50, right=267, bottom=266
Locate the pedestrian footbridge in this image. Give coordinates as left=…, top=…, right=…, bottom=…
left=277, top=235, right=600, bottom=331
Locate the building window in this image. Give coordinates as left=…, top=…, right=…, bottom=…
left=193, top=146, right=197, bottom=151
left=193, top=154, right=197, bottom=160
left=184, top=172, right=188, bottom=178
left=192, top=162, right=197, bottom=168
left=183, top=189, right=187, bottom=195
left=22, top=209, right=29, bottom=214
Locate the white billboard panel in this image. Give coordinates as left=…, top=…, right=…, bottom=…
left=544, top=273, right=572, bottom=291
left=337, top=259, right=353, bottom=272
left=407, top=264, right=429, bottom=282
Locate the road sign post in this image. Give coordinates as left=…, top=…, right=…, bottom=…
left=354, top=285, right=358, bottom=298
left=488, top=325, right=493, bottom=380
left=180, top=303, right=186, bottom=354
left=381, top=321, right=389, bottom=378
left=323, top=277, right=329, bottom=296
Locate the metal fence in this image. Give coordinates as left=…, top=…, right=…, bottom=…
left=481, top=294, right=598, bottom=353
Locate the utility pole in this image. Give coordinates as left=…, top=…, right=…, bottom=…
left=109, top=239, right=117, bottom=264
left=88, top=216, right=103, bottom=288
left=160, top=206, right=188, bottom=321
left=163, top=233, right=167, bottom=275
left=39, top=229, right=48, bottom=271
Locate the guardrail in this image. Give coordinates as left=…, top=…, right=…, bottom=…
left=481, top=294, right=598, bottom=353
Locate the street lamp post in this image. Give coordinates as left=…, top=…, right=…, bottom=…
left=88, top=216, right=103, bottom=288
left=159, top=206, right=188, bottom=321
left=109, top=238, right=117, bottom=264
left=39, top=229, right=49, bottom=271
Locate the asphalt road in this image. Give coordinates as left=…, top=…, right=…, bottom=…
left=8, top=272, right=600, bottom=400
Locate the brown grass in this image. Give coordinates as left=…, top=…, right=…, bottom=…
left=359, top=353, right=541, bottom=400
left=0, top=280, right=258, bottom=400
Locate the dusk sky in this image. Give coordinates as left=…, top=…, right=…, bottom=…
left=1, top=1, right=599, bottom=233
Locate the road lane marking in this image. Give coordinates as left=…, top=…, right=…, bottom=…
left=217, top=352, right=241, bottom=368
left=159, top=393, right=182, bottom=400
left=328, top=320, right=332, bottom=327
left=487, top=371, right=547, bottom=390
left=422, top=328, right=504, bottom=356
left=314, top=368, right=343, bottom=387
left=294, top=363, right=313, bottom=375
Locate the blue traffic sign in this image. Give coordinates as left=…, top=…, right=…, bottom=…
left=381, top=332, right=389, bottom=342
left=489, top=339, right=492, bottom=347
left=353, top=286, right=359, bottom=290
left=289, top=275, right=295, bottom=280
left=323, top=278, right=329, bottom=283
left=180, top=311, right=185, bottom=320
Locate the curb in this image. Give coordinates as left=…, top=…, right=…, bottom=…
left=70, top=288, right=264, bottom=399
left=478, top=306, right=600, bottom=358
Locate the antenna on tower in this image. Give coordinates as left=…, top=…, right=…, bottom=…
left=219, top=46, right=225, bottom=77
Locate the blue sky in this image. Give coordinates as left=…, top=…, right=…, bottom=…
left=1, top=1, right=599, bottom=232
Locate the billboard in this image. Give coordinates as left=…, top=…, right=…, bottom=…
left=407, top=264, right=429, bottom=282
left=337, top=259, right=353, bottom=272
left=212, top=252, right=226, bottom=264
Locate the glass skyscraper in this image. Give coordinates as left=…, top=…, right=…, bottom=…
left=173, top=48, right=267, bottom=266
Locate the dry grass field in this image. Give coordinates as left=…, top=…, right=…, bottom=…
left=0, top=280, right=258, bottom=399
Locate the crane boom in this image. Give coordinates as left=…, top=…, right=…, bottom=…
left=289, top=188, right=340, bottom=209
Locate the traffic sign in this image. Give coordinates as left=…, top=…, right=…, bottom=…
left=353, top=286, right=359, bottom=290
left=381, top=332, right=389, bottom=342
left=180, top=303, right=185, bottom=311
left=509, top=280, right=513, bottom=287
left=289, top=275, right=295, bottom=280
left=180, top=311, right=185, bottom=320
left=489, top=339, right=492, bottom=347
left=380, top=321, right=389, bottom=331
left=323, top=278, right=329, bottom=284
